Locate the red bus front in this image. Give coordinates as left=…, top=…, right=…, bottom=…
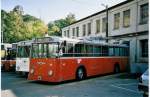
left=28, top=42, right=63, bottom=82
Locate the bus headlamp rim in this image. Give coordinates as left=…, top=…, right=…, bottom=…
left=30, top=68, right=34, bottom=74
left=48, top=70, right=53, bottom=76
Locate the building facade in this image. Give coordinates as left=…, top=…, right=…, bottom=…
left=61, top=0, right=149, bottom=73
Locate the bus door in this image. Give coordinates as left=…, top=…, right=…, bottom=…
left=47, top=42, right=60, bottom=76
left=58, top=42, right=74, bottom=81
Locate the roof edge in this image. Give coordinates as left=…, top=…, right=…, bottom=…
left=63, top=0, right=134, bottom=29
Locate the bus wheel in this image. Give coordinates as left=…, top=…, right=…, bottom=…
left=114, top=64, right=120, bottom=73
left=76, top=67, right=86, bottom=80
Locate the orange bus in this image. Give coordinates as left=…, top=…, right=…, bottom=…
left=1, top=43, right=17, bottom=72
left=28, top=36, right=129, bottom=82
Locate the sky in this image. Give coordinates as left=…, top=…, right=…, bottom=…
left=1, top=0, right=126, bottom=24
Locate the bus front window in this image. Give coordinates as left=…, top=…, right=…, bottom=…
left=32, top=44, right=39, bottom=58
left=17, top=47, right=24, bottom=58
left=32, top=43, right=58, bottom=58
left=48, top=43, right=58, bottom=58
left=17, top=46, right=30, bottom=58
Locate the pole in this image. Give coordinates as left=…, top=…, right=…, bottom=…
left=106, top=5, right=108, bottom=42
left=101, top=4, right=109, bottom=43
left=2, top=23, right=4, bottom=43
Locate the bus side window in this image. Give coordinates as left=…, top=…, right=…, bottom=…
left=109, top=47, right=114, bottom=56
left=114, top=47, right=119, bottom=56
left=65, top=43, right=74, bottom=57
left=93, top=45, right=101, bottom=57
left=102, top=46, right=108, bottom=56
left=125, top=48, right=129, bottom=56
left=85, top=44, right=93, bottom=57
left=119, top=47, right=122, bottom=56
left=75, top=44, right=84, bottom=57
left=120, top=47, right=126, bottom=56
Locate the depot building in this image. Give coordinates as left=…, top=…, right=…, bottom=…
left=61, top=0, right=149, bottom=74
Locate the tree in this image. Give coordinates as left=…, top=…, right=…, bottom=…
left=1, top=10, right=9, bottom=43
left=23, top=14, right=41, bottom=22
left=23, top=15, right=48, bottom=39
left=47, top=13, right=76, bottom=36
left=13, top=5, right=24, bottom=15
left=1, top=5, right=48, bottom=43
left=65, top=13, right=76, bottom=25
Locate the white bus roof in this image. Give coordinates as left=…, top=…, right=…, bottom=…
left=17, top=39, right=34, bottom=46
left=1, top=43, right=12, bottom=49
left=34, top=36, right=128, bottom=47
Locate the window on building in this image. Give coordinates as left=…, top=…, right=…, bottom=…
left=123, top=9, right=130, bottom=27
left=82, top=24, right=86, bottom=36
left=140, top=3, right=148, bottom=24
left=67, top=30, right=69, bottom=37
left=72, top=28, right=75, bottom=37
left=96, top=19, right=100, bottom=33
left=64, top=31, right=66, bottom=37
left=140, top=39, right=148, bottom=57
left=88, top=23, right=91, bottom=35
left=114, top=13, right=120, bottom=30
left=102, top=17, right=106, bottom=32
left=76, top=27, right=79, bottom=37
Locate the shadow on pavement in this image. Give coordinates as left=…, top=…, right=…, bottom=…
left=115, top=73, right=141, bottom=79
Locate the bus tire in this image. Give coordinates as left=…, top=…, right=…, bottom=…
left=114, top=64, right=120, bottom=73
left=76, top=66, right=86, bottom=80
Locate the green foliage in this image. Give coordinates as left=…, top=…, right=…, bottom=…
left=65, top=13, right=76, bottom=24
left=23, top=14, right=41, bottom=22
left=47, top=13, right=76, bottom=36
left=1, top=5, right=48, bottom=43
left=1, top=6, right=76, bottom=43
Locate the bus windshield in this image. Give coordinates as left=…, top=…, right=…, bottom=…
left=17, top=46, right=30, bottom=58
left=32, top=43, right=58, bottom=58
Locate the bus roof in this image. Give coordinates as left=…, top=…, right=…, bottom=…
left=34, top=36, right=129, bottom=48
left=17, top=39, right=34, bottom=46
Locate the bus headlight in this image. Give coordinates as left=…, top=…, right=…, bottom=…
left=48, top=70, right=53, bottom=76
left=30, top=68, right=34, bottom=74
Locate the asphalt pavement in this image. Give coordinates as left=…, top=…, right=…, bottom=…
left=1, top=72, right=143, bottom=97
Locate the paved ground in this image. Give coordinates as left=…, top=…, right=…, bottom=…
left=1, top=72, right=143, bottom=97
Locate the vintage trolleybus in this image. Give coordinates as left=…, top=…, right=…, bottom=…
left=1, top=43, right=17, bottom=71
left=16, top=40, right=33, bottom=75
left=28, top=36, right=129, bottom=82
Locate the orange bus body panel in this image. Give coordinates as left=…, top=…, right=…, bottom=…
left=28, top=57, right=128, bottom=82
left=1, top=60, right=16, bottom=71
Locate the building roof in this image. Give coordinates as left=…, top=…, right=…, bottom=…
left=63, top=0, right=134, bottom=29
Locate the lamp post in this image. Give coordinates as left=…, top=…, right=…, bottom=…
left=2, top=24, right=4, bottom=43
left=101, top=4, right=108, bottom=42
